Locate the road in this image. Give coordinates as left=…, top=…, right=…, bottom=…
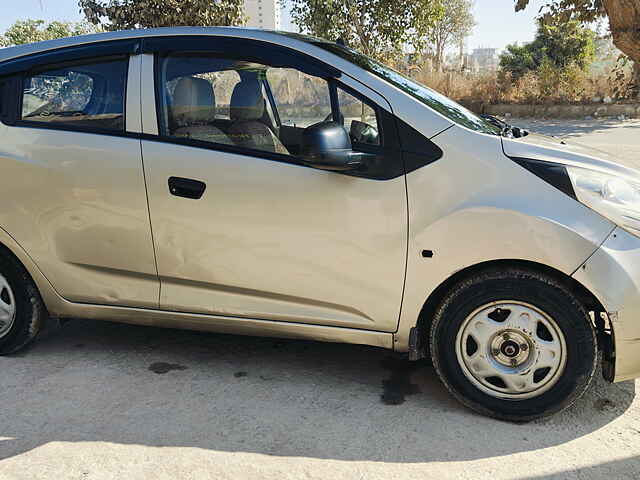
left=2, top=120, right=640, bottom=480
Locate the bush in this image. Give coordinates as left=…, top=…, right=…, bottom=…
left=406, top=62, right=634, bottom=106
left=500, top=18, right=596, bottom=81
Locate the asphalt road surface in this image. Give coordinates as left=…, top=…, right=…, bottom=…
left=2, top=120, right=640, bottom=480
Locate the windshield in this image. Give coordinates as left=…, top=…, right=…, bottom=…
left=282, top=33, right=501, bottom=136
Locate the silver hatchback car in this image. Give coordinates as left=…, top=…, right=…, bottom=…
left=0, top=27, right=638, bottom=421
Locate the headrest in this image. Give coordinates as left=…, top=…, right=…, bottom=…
left=170, top=77, right=216, bottom=127
left=230, top=80, right=265, bottom=122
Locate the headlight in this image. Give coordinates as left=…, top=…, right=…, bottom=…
left=567, top=166, right=640, bottom=234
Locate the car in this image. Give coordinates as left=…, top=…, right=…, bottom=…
left=0, top=27, right=638, bottom=421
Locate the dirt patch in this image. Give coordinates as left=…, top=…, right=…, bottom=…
left=148, top=362, right=188, bottom=374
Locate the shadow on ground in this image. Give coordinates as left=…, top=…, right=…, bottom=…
left=0, top=319, right=635, bottom=464
left=521, top=456, right=640, bottom=480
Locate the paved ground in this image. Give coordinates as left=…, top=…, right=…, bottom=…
left=517, top=118, right=640, bottom=161
left=2, top=120, right=640, bottom=480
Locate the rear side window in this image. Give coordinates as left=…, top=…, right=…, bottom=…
left=21, top=58, right=128, bottom=132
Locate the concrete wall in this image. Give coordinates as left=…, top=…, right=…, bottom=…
left=477, top=103, right=640, bottom=119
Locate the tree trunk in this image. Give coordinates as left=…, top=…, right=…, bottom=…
left=602, top=0, right=640, bottom=97
left=602, top=3, right=640, bottom=65
left=633, top=61, right=640, bottom=98
left=435, top=41, right=445, bottom=72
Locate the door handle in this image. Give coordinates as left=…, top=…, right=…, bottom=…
left=168, top=177, right=206, bottom=199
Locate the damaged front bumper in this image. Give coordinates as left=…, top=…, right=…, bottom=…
left=574, top=227, right=640, bottom=382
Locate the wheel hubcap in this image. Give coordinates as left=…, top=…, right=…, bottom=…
left=0, top=273, right=16, bottom=339
left=455, top=301, right=567, bottom=400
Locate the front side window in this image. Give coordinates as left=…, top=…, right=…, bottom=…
left=158, top=54, right=372, bottom=159
left=21, top=58, right=128, bottom=132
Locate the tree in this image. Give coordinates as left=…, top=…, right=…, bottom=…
left=499, top=18, right=596, bottom=80
left=290, top=0, right=444, bottom=62
left=499, top=43, right=537, bottom=80
left=514, top=0, right=640, bottom=91
left=426, top=0, right=475, bottom=72
left=0, top=19, right=95, bottom=47
left=79, top=0, right=246, bottom=30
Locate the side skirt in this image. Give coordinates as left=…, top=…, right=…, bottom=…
left=54, top=301, right=395, bottom=350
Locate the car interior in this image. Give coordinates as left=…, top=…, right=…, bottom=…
left=167, top=67, right=291, bottom=155
left=162, top=58, right=292, bottom=154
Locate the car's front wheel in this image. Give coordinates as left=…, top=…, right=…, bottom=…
left=430, top=267, right=597, bottom=422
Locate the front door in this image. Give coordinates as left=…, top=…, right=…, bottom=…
left=141, top=45, right=407, bottom=331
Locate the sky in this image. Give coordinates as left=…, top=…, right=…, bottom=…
left=0, top=0, right=548, bottom=53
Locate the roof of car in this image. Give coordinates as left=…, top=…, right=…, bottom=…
left=0, top=27, right=313, bottom=64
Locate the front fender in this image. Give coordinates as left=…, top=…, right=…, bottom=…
left=395, top=126, right=615, bottom=350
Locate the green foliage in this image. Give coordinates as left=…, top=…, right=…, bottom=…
left=499, top=44, right=537, bottom=80
left=290, top=0, right=444, bottom=62
left=499, top=19, right=595, bottom=80
left=79, top=0, right=246, bottom=30
left=0, top=19, right=96, bottom=47
left=536, top=19, right=596, bottom=69
left=514, top=0, right=640, bottom=96
left=515, top=0, right=606, bottom=23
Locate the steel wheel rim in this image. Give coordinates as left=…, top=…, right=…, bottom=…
left=455, top=300, right=567, bottom=400
left=0, top=273, right=16, bottom=339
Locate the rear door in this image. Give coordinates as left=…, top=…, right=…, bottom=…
left=0, top=47, right=159, bottom=308
left=139, top=37, right=408, bottom=331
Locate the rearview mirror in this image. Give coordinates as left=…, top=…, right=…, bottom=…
left=300, top=121, right=365, bottom=172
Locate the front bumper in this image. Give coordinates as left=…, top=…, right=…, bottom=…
left=573, top=227, right=640, bottom=382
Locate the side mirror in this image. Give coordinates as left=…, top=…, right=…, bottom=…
left=300, top=121, right=365, bottom=172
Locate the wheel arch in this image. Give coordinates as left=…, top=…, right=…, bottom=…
left=0, top=226, right=60, bottom=315
left=410, top=258, right=611, bottom=375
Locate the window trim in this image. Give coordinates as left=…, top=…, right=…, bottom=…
left=15, top=55, right=131, bottom=135
left=142, top=36, right=340, bottom=79
left=0, top=39, right=140, bottom=77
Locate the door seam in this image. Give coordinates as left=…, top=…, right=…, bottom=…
left=138, top=59, right=161, bottom=308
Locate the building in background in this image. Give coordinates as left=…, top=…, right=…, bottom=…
left=245, top=0, right=281, bottom=30
left=467, top=47, right=499, bottom=72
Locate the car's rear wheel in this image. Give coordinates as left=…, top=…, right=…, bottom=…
left=0, top=249, right=47, bottom=355
left=430, top=267, right=597, bottom=422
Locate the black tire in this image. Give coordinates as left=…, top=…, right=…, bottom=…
left=0, top=249, right=47, bottom=355
left=430, top=267, right=597, bottom=422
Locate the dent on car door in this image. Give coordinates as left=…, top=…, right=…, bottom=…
left=0, top=52, right=159, bottom=308
left=139, top=40, right=408, bottom=332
